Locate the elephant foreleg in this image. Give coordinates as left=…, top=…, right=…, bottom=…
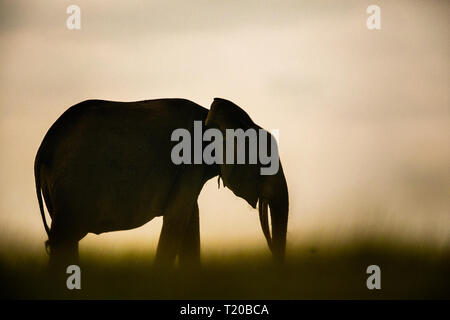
left=154, top=168, right=204, bottom=268
left=154, top=212, right=189, bottom=268
left=178, top=202, right=200, bottom=268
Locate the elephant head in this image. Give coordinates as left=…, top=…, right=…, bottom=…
left=205, top=98, right=289, bottom=262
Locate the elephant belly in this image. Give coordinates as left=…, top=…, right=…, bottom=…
left=49, top=172, right=169, bottom=236
left=84, top=197, right=163, bottom=235
left=89, top=213, right=159, bottom=235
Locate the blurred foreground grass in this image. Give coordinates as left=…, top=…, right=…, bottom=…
left=1, top=237, right=449, bottom=299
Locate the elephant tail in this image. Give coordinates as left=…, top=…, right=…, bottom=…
left=34, top=151, right=51, bottom=240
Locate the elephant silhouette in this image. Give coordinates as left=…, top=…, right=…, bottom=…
left=34, top=98, right=289, bottom=270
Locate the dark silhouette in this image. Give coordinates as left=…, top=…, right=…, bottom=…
left=34, top=98, right=289, bottom=269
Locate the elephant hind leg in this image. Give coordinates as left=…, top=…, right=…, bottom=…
left=48, top=238, right=79, bottom=271
left=47, top=219, right=85, bottom=276
left=178, top=202, right=201, bottom=268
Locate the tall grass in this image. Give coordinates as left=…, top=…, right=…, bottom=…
left=1, top=236, right=449, bottom=299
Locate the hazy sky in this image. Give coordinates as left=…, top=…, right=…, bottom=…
left=0, top=0, right=449, bottom=256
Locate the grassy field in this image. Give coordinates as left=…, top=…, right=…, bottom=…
left=1, top=238, right=449, bottom=299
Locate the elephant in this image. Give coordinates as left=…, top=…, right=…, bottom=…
left=34, top=98, right=289, bottom=270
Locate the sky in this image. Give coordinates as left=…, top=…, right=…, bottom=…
left=0, top=0, right=449, bottom=257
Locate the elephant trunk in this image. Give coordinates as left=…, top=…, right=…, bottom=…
left=258, top=165, right=289, bottom=263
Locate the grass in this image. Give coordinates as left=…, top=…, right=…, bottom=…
left=1, top=238, right=449, bottom=299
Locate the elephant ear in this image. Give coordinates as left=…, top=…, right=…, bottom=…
left=205, top=98, right=260, bottom=208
